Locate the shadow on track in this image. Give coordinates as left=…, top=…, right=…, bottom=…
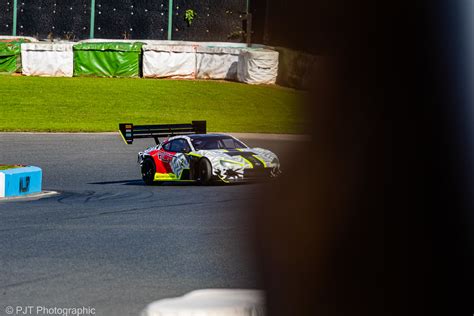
left=88, top=179, right=145, bottom=186
left=88, top=179, right=247, bottom=186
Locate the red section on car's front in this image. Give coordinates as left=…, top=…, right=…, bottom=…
left=149, top=149, right=177, bottom=174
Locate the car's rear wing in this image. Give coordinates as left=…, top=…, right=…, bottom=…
left=119, top=121, right=206, bottom=145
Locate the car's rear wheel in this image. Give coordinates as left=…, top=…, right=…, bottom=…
left=141, top=157, right=156, bottom=185
left=197, top=158, right=212, bottom=185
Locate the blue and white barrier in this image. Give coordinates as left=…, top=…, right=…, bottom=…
left=0, top=166, right=42, bottom=198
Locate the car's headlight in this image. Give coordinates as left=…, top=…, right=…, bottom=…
left=220, top=160, right=241, bottom=168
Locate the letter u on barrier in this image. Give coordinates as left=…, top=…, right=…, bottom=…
left=19, top=176, right=30, bottom=193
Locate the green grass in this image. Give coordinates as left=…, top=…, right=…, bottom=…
left=0, top=165, right=23, bottom=170
left=0, top=76, right=307, bottom=133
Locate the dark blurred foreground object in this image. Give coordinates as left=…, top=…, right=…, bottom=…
left=253, top=1, right=474, bottom=315
left=255, top=56, right=386, bottom=315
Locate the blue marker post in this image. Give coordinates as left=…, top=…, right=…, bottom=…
left=0, top=166, right=42, bottom=198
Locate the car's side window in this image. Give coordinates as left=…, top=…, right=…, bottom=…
left=162, top=141, right=171, bottom=151
left=183, top=140, right=192, bottom=152
left=169, top=139, right=190, bottom=153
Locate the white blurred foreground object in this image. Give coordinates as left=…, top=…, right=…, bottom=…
left=141, top=289, right=265, bottom=316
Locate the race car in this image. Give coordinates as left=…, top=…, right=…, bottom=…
left=119, top=121, right=281, bottom=185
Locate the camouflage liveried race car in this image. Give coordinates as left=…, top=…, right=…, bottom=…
left=119, top=121, right=281, bottom=185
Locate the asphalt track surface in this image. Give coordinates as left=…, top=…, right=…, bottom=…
left=0, top=133, right=301, bottom=316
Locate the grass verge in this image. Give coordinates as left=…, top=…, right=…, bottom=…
left=0, top=76, right=307, bottom=134
left=0, top=165, right=23, bottom=170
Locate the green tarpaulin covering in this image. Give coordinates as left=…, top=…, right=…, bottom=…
left=73, top=42, right=144, bottom=78
left=0, top=42, right=22, bottom=74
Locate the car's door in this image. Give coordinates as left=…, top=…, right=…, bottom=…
left=156, top=140, right=177, bottom=174
left=168, top=139, right=192, bottom=179
left=156, top=139, right=191, bottom=178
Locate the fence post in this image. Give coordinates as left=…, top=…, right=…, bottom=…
left=12, top=0, right=17, bottom=36
left=167, top=0, right=173, bottom=40
left=245, top=0, right=251, bottom=46
left=90, top=0, right=96, bottom=39
left=246, top=13, right=252, bottom=46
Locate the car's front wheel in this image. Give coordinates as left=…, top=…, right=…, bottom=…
left=197, top=158, right=212, bottom=185
left=141, top=157, right=156, bottom=185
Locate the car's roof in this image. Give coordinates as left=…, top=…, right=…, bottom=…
left=165, top=134, right=233, bottom=143
left=189, top=133, right=231, bottom=139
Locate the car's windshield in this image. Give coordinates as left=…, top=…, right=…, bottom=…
left=191, top=136, right=247, bottom=150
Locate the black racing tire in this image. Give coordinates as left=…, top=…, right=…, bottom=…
left=197, top=158, right=212, bottom=185
left=141, top=157, right=156, bottom=186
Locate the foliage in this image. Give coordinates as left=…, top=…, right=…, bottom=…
left=184, top=9, right=196, bottom=26
left=0, top=165, right=23, bottom=170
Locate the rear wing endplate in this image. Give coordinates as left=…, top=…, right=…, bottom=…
left=119, top=121, right=206, bottom=145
